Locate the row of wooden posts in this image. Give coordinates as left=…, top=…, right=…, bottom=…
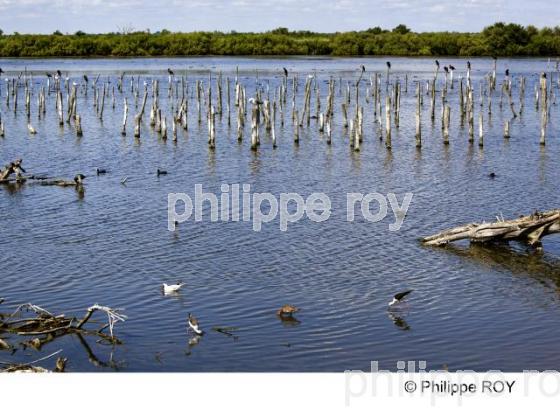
left=0, top=63, right=557, bottom=150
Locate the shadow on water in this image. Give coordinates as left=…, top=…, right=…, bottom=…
left=433, top=242, right=560, bottom=290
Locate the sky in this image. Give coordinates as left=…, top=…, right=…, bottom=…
left=0, top=0, right=556, bottom=34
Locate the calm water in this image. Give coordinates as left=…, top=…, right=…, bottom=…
left=1, top=57, right=560, bottom=372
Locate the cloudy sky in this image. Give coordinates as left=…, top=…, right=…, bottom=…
left=0, top=0, right=556, bottom=34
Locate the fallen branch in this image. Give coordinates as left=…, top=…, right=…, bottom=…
left=422, top=209, right=560, bottom=247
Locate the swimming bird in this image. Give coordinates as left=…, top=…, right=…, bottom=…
left=283, top=67, right=288, bottom=77
left=96, top=168, right=107, bottom=175
left=187, top=313, right=204, bottom=335
left=167, top=68, right=174, bottom=76
left=388, top=290, right=413, bottom=306
left=488, top=172, right=496, bottom=179
left=27, top=123, right=37, bottom=134
left=276, top=305, right=299, bottom=317
left=162, top=282, right=185, bottom=293
left=156, top=168, right=167, bottom=176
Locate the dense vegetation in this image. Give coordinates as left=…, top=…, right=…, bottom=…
left=0, top=23, right=559, bottom=57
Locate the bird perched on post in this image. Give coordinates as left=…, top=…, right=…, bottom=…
left=167, top=68, right=174, bottom=76
left=83, top=74, right=89, bottom=84
left=386, top=61, right=391, bottom=69
left=56, top=70, right=62, bottom=77
left=435, top=60, right=440, bottom=69
left=283, top=67, right=288, bottom=77
left=0, top=67, right=4, bottom=75
left=46, top=72, right=52, bottom=78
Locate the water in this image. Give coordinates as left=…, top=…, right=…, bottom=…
left=1, top=57, right=560, bottom=372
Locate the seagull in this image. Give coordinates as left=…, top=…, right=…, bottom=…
left=162, top=282, right=185, bottom=293
left=283, top=67, right=288, bottom=77
left=167, top=68, right=174, bottom=76
left=388, top=290, right=413, bottom=306
left=187, top=313, right=204, bottom=335
left=27, top=123, right=37, bottom=134
left=248, top=97, right=262, bottom=105
left=156, top=168, right=167, bottom=176
left=276, top=304, right=299, bottom=317
left=96, top=168, right=107, bottom=175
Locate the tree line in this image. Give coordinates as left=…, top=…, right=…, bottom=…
left=0, top=23, right=559, bottom=57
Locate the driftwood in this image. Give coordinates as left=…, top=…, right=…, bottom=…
left=422, top=209, right=560, bottom=247
left=0, top=300, right=127, bottom=371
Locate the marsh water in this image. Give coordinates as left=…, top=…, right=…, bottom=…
left=1, top=57, right=560, bottom=372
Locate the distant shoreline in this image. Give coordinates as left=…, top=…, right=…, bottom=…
left=0, top=23, right=558, bottom=58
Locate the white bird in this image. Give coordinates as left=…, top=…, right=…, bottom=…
left=248, top=97, right=262, bottom=105
left=162, top=282, right=185, bottom=293
left=389, top=290, right=413, bottom=306
left=27, top=123, right=37, bottom=134
left=188, top=313, right=204, bottom=335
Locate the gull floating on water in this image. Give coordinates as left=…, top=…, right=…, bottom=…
left=162, top=282, right=185, bottom=293
left=388, top=290, right=413, bottom=306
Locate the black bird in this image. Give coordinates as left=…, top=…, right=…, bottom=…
left=83, top=74, right=89, bottom=83
left=0, top=67, right=4, bottom=74
left=56, top=70, right=62, bottom=77
left=449, top=65, right=455, bottom=70
left=156, top=168, right=168, bottom=176
left=444, top=66, right=449, bottom=73
left=388, top=290, right=413, bottom=306
left=46, top=72, right=52, bottom=78
left=96, top=168, right=107, bottom=175
left=488, top=172, right=496, bottom=179
left=467, top=61, right=471, bottom=70
left=386, top=61, right=391, bottom=69
left=167, top=68, right=174, bottom=76
left=505, top=69, right=509, bottom=77
left=283, top=67, right=288, bottom=77
left=435, top=60, right=440, bottom=68
left=542, top=72, right=547, bottom=79
left=360, top=64, right=366, bottom=73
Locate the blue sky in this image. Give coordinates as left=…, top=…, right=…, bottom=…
left=0, top=0, right=556, bottom=34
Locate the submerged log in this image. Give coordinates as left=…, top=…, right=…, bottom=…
left=422, top=209, right=560, bottom=247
